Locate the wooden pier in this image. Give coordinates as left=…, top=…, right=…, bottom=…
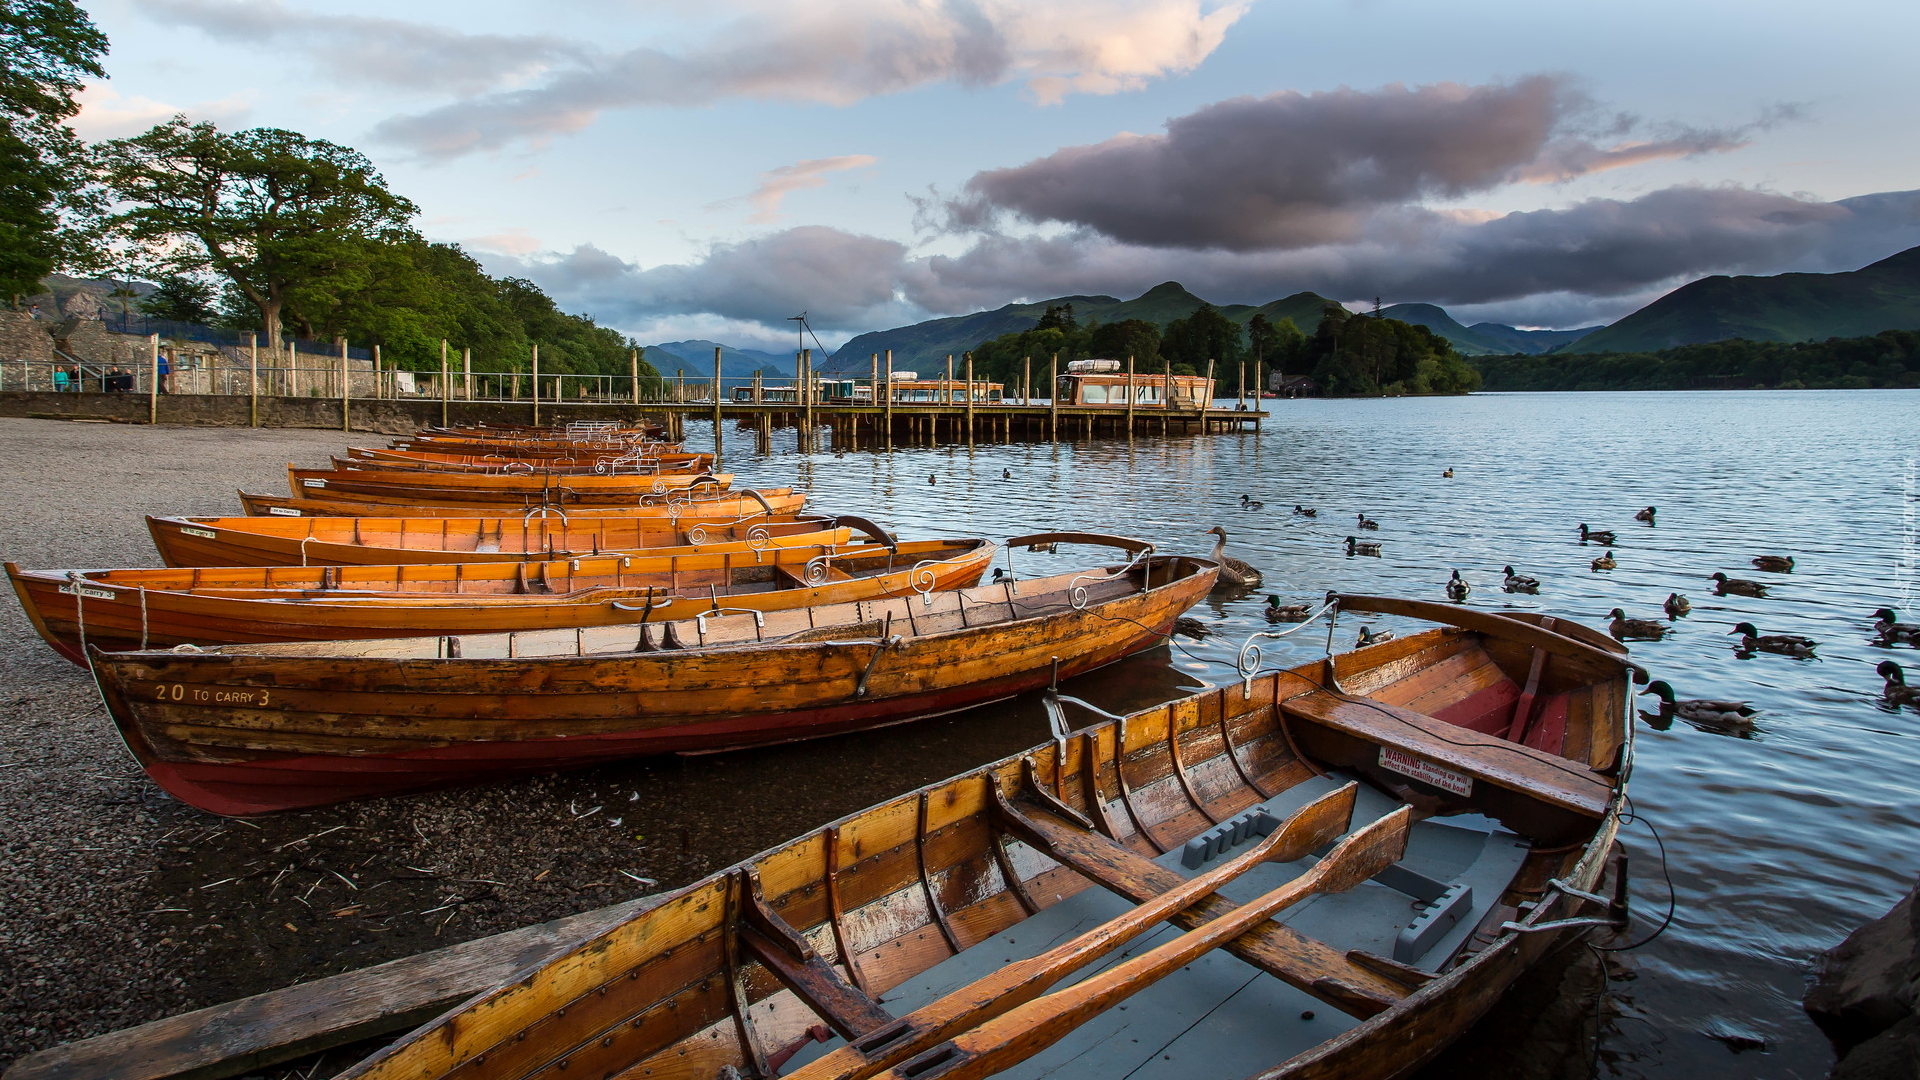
left=642, top=400, right=1265, bottom=450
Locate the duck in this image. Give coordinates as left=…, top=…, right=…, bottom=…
left=1664, top=592, right=1692, bottom=619
left=1590, top=549, right=1616, bottom=571
left=1002, top=468, right=1012, bottom=480
left=1879, top=661, right=1920, bottom=707
left=1356, top=513, right=1379, bottom=530
left=1356, top=626, right=1395, bottom=647
left=1205, top=526, right=1263, bottom=589
left=1502, top=566, right=1540, bottom=594
left=1442, top=468, right=1454, bottom=478
left=1172, top=616, right=1211, bottom=640
left=1241, top=494, right=1265, bottom=511
left=1638, top=680, right=1757, bottom=726
left=1751, top=555, right=1795, bottom=573
left=1872, top=607, right=1920, bottom=646
left=1634, top=506, right=1657, bottom=524
left=1445, top=570, right=1471, bottom=603
left=1578, top=524, right=1618, bottom=545
left=1293, top=504, right=1318, bottom=518
left=1265, top=596, right=1310, bottom=623
left=1729, top=621, right=1817, bottom=657
left=1711, top=572, right=1768, bottom=598
left=1345, top=535, right=1382, bottom=557
left=928, top=474, right=937, bottom=485
left=1608, top=608, right=1669, bottom=641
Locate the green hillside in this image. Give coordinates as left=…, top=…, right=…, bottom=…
left=643, top=339, right=793, bottom=380
left=1380, top=303, right=1601, bottom=355
left=1472, top=328, right=1920, bottom=391
left=1567, top=246, right=1920, bottom=353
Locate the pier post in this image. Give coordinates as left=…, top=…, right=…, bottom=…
left=340, top=339, right=350, bottom=432
left=630, top=349, right=639, bottom=406
left=1203, top=357, right=1215, bottom=433
left=1254, top=360, right=1263, bottom=433
left=1126, top=354, right=1136, bottom=437
left=439, top=340, right=450, bottom=426
left=1049, top=353, right=1058, bottom=442
left=1238, top=361, right=1245, bottom=411
left=883, top=349, right=893, bottom=451
left=712, top=346, right=723, bottom=470
left=248, top=333, right=259, bottom=427
left=531, top=344, right=541, bottom=426
left=964, top=351, right=974, bottom=445
left=801, top=348, right=813, bottom=452
left=1023, top=355, right=1030, bottom=405
left=147, top=333, right=158, bottom=424
left=463, top=347, right=471, bottom=402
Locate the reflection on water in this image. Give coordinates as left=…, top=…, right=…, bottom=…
left=681, top=389, right=1920, bottom=1079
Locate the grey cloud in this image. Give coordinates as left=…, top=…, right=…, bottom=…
left=953, top=77, right=1764, bottom=251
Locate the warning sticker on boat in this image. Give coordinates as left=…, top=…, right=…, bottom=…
left=1379, top=747, right=1473, bottom=797
left=302, top=479, right=326, bottom=488
left=267, top=506, right=301, bottom=516
left=181, top=527, right=217, bottom=539
left=59, top=583, right=116, bottom=601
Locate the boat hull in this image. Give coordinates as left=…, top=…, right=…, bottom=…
left=235, top=488, right=806, bottom=518
left=287, top=466, right=734, bottom=507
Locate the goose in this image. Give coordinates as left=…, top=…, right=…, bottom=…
left=1265, top=596, right=1311, bottom=623
left=1711, top=572, right=1768, bottom=598
left=1356, top=626, right=1395, bottom=647
left=1242, top=494, right=1265, bottom=511
left=1293, top=504, right=1318, bottom=517
left=1664, top=592, right=1692, bottom=618
left=1590, top=549, right=1617, bottom=571
left=1442, top=468, right=1454, bottom=478
left=1173, top=616, right=1211, bottom=639
left=1634, top=506, right=1657, bottom=524
left=1445, top=570, right=1471, bottom=603
left=1729, top=621, right=1817, bottom=657
left=1502, top=565, right=1540, bottom=594
left=1872, top=607, right=1920, bottom=646
left=1609, top=608, right=1669, bottom=641
left=1639, top=680, right=1757, bottom=726
left=1578, top=524, right=1618, bottom=545
left=1345, top=535, right=1382, bottom=557
left=1205, top=526, right=1263, bottom=589
left=1356, top=513, right=1379, bottom=530
left=1879, top=661, right=1920, bottom=706
left=1751, top=555, right=1795, bottom=573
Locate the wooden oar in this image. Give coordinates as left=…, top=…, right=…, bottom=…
left=870, top=805, right=1414, bottom=1080
left=786, top=782, right=1360, bottom=1080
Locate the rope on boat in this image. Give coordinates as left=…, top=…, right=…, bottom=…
left=66, top=572, right=88, bottom=666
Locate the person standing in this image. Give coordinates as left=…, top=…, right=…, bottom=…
left=158, top=350, right=171, bottom=393
left=52, top=366, right=69, bottom=392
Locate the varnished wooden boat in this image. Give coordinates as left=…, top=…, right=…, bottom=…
left=146, top=512, right=875, bottom=567
left=327, top=596, right=1636, bottom=1080
left=88, top=536, right=1212, bottom=814
left=9, top=538, right=994, bottom=664
left=237, top=487, right=808, bottom=519
left=286, top=465, right=734, bottom=507
left=336, top=449, right=716, bottom=475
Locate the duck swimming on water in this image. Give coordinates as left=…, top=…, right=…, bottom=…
left=1578, top=524, right=1618, bottom=545
left=1639, top=680, right=1756, bottom=727
left=1665, top=592, right=1692, bottom=619
left=1730, top=621, right=1817, bottom=657
left=1590, top=549, right=1617, bottom=571
left=1356, top=626, right=1395, bottom=647
left=1204, top=526, right=1263, bottom=589
left=1294, top=504, right=1317, bottom=517
left=1346, top=535, right=1382, bottom=557
left=1502, top=566, right=1540, bottom=594
left=1634, top=506, right=1657, bottom=524
left=1873, top=608, right=1920, bottom=646
left=1265, top=596, right=1310, bottom=622
left=1712, top=572, right=1768, bottom=598
left=1445, top=570, right=1470, bottom=602
left=1751, top=555, right=1795, bottom=573
left=1609, top=608, right=1669, bottom=641
left=1442, top=468, right=1454, bottom=478
left=1356, top=513, right=1379, bottom=530
left=1879, top=661, right=1920, bottom=707
left=1242, top=494, right=1265, bottom=511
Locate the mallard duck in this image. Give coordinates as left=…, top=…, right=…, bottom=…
left=1356, top=626, right=1395, bottom=647
left=1356, top=513, right=1379, bottom=530
left=1445, top=570, right=1470, bottom=602
left=1502, top=566, right=1540, bottom=594
left=1003, top=468, right=1012, bottom=480
left=1879, top=661, right=1920, bottom=706
left=1590, top=549, right=1616, bottom=571
left=928, top=474, right=937, bottom=485
left=1205, top=526, right=1263, bottom=589
left=1265, top=596, right=1310, bottom=622
left=1442, top=468, right=1454, bottom=478
left=1578, top=524, right=1617, bottom=545
left=1025, top=542, right=1057, bottom=553
left=1664, top=592, right=1691, bottom=618
left=1241, top=494, right=1265, bottom=511
left=1639, top=680, right=1756, bottom=726
left=1873, top=608, right=1920, bottom=646
left=1751, top=555, right=1794, bottom=573
left=1293, top=504, right=1317, bottom=517
left=1173, top=616, right=1211, bottom=639
left=1633, top=506, right=1657, bottom=524
left=1711, top=572, right=1768, bottom=598
left=1730, top=621, right=1817, bottom=656
left=1345, top=535, right=1382, bottom=557
left=1609, top=608, right=1669, bottom=641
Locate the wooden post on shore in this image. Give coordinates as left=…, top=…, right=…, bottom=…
left=1254, top=360, right=1263, bottom=432
left=339, top=339, right=350, bottom=432
left=1126, top=354, right=1136, bottom=436
left=964, top=351, right=974, bottom=444
left=287, top=340, right=296, bottom=399
left=372, top=344, right=381, bottom=401
left=1023, top=355, right=1030, bottom=406
left=462, top=347, right=471, bottom=402
left=248, top=333, right=259, bottom=427
left=944, top=355, right=953, bottom=406
left=883, top=349, right=893, bottom=451
left=531, top=343, right=540, bottom=426
left=1164, top=356, right=1173, bottom=413
left=1237, top=361, right=1245, bottom=411
left=630, top=350, right=639, bottom=406
left=712, top=346, right=723, bottom=469
left=148, top=333, right=159, bottom=425
left=439, top=340, right=450, bottom=426
left=1049, top=353, right=1058, bottom=441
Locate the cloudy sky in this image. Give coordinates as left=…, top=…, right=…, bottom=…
left=74, top=0, right=1920, bottom=350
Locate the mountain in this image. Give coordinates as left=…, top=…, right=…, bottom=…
left=1378, top=303, right=1600, bottom=355
left=823, top=283, right=1341, bottom=371
left=1565, top=246, right=1920, bottom=354
left=642, top=339, right=794, bottom=379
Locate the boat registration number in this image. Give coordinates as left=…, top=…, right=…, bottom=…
left=1379, top=746, right=1473, bottom=797
left=303, top=479, right=326, bottom=488
left=267, top=506, right=301, bottom=516
left=181, top=527, right=217, bottom=539
left=59, top=583, right=116, bottom=601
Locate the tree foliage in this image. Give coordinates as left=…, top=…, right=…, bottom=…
left=138, top=273, right=218, bottom=322
left=1471, top=330, right=1920, bottom=391
left=1307, top=304, right=1480, bottom=395
left=1161, top=303, right=1241, bottom=375
left=0, top=0, right=107, bottom=296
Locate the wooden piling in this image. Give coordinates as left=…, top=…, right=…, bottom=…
left=630, top=349, right=639, bottom=405
left=1126, top=354, right=1136, bottom=436
left=1049, top=353, right=1058, bottom=441
left=712, top=346, right=723, bottom=469
left=801, top=348, right=814, bottom=451
left=530, top=344, right=541, bottom=425
left=248, top=333, right=258, bottom=427
left=439, top=340, right=450, bottom=426
left=883, top=349, right=894, bottom=451
left=1254, top=360, right=1263, bottom=432
left=964, top=351, right=974, bottom=444
left=148, top=333, right=159, bottom=425
left=1022, top=355, right=1030, bottom=405
left=1203, top=358, right=1215, bottom=432
left=339, top=339, right=350, bottom=432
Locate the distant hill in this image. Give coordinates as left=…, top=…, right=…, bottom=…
left=1566, top=246, right=1920, bottom=354
left=823, top=283, right=1341, bottom=371
left=1377, top=303, right=1600, bottom=355
left=643, top=339, right=793, bottom=379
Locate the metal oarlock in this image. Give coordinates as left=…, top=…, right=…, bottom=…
left=1235, top=595, right=1341, bottom=698
left=1501, top=851, right=1632, bottom=935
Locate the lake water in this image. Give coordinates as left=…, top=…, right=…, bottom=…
left=685, top=389, right=1920, bottom=1079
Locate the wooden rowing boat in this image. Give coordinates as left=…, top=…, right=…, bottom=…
left=87, top=536, right=1212, bottom=814
left=325, top=596, right=1634, bottom=1080
left=145, top=512, right=875, bottom=567
left=286, top=465, right=734, bottom=507
left=9, top=538, right=995, bottom=664
left=236, top=487, right=808, bottom=519
left=342, top=447, right=717, bottom=474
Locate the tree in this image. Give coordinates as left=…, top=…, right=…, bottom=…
left=0, top=0, right=108, bottom=297
left=1087, top=319, right=1161, bottom=367
left=91, top=119, right=419, bottom=343
left=138, top=273, right=218, bottom=322
left=1161, top=303, right=1242, bottom=375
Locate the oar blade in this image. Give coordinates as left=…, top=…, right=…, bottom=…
left=1310, top=805, right=1414, bottom=894
left=1263, top=781, right=1357, bottom=864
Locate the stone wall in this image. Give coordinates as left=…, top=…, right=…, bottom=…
left=0, top=312, right=57, bottom=364
left=0, top=390, right=665, bottom=434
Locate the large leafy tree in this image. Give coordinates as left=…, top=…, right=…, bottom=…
left=1161, top=303, right=1243, bottom=375
left=0, top=0, right=108, bottom=298
left=91, top=119, right=418, bottom=342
